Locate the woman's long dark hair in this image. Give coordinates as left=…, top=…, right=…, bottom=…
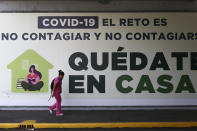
left=29, top=65, right=42, bottom=79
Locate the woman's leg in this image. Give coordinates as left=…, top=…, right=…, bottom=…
left=50, top=102, right=57, bottom=111
left=21, top=81, right=31, bottom=91
left=29, top=81, right=44, bottom=91
left=55, top=93, right=62, bottom=115
left=49, top=92, right=61, bottom=113
left=50, top=92, right=58, bottom=111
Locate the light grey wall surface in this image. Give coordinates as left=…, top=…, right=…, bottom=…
left=0, top=0, right=196, bottom=12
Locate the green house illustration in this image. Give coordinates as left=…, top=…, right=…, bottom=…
left=7, top=49, right=53, bottom=93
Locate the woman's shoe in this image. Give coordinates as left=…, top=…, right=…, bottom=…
left=49, top=109, right=53, bottom=115
left=56, top=113, right=64, bottom=116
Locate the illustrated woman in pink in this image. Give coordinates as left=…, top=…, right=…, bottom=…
left=22, top=65, right=43, bottom=91
left=49, top=70, right=64, bottom=116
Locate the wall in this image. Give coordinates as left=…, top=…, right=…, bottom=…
left=0, top=0, right=197, bottom=106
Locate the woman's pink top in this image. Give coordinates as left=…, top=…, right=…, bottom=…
left=54, top=77, right=62, bottom=94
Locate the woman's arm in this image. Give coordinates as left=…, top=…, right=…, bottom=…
left=26, top=75, right=30, bottom=83
left=34, top=76, right=41, bottom=84
left=52, top=79, right=58, bottom=97
left=25, top=77, right=28, bottom=83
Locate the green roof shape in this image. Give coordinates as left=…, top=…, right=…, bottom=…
left=7, top=49, right=53, bottom=69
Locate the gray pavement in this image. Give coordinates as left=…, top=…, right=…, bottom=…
left=1, top=109, right=197, bottom=130
left=0, top=109, right=197, bottom=123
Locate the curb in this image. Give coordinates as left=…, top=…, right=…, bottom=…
left=1, top=122, right=197, bottom=129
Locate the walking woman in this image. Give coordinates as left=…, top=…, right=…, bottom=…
left=49, top=70, right=64, bottom=116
